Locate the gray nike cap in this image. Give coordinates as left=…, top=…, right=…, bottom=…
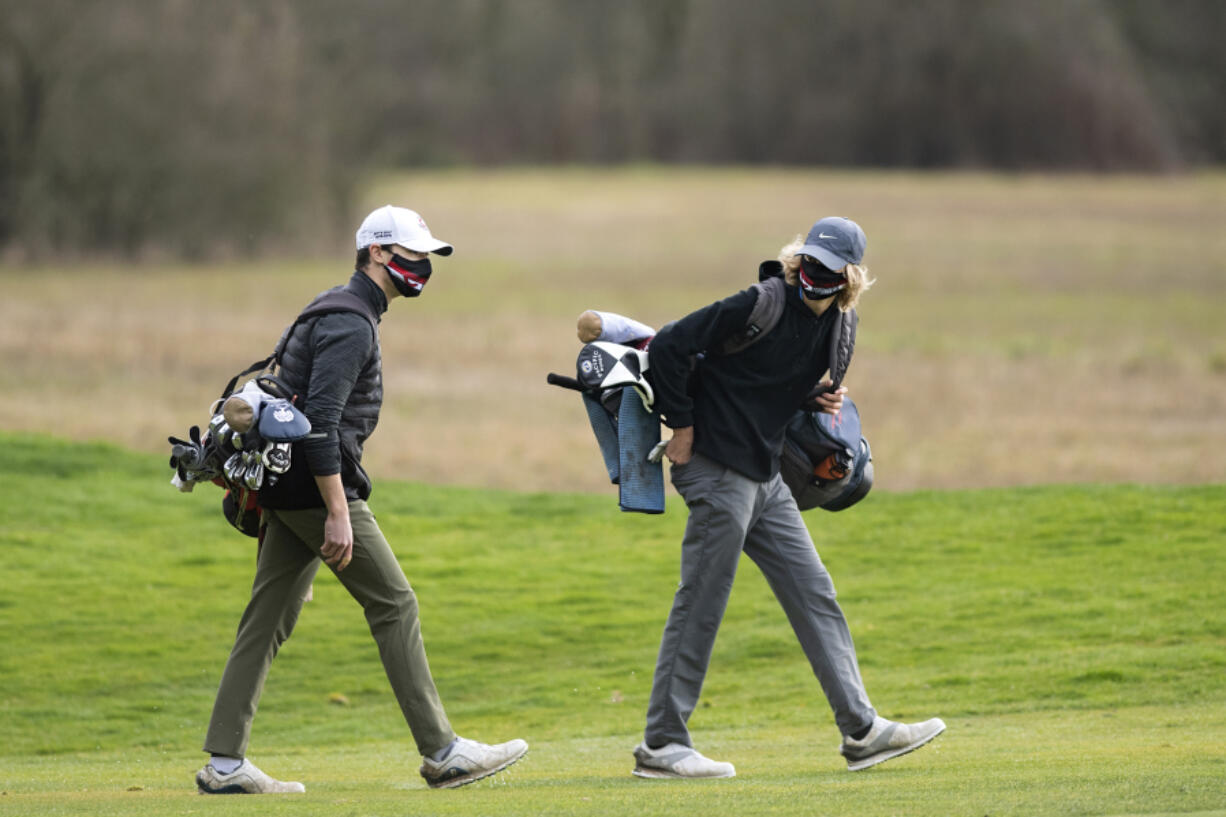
left=797, top=216, right=867, bottom=271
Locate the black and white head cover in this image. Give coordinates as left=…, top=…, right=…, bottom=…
left=575, top=341, right=654, bottom=410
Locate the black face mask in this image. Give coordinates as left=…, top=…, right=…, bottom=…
left=384, top=253, right=432, bottom=297
left=799, top=255, right=847, bottom=300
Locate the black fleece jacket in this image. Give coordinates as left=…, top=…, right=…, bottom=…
left=649, top=282, right=837, bottom=482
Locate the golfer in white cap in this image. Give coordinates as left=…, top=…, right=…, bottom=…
left=196, top=206, right=527, bottom=794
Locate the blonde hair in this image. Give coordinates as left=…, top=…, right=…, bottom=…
left=779, top=235, right=875, bottom=311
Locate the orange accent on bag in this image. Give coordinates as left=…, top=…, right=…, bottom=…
left=813, top=453, right=849, bottom=481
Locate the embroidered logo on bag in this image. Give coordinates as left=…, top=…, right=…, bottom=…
left=273, top=406, right=294, bottom=423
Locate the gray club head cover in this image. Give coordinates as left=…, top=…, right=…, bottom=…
left=258, top=398, right=312, bottom=441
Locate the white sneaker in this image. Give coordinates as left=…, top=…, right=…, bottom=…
left=632, top=742, right=736, bottom=779
left=195, top=759, right=305, bottom=794
left=419, top=736, right=528, bottom=789
left=840, top=715, right=946, bottom=771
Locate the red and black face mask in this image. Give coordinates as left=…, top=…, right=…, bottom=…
left=384, top=253, right=432, bottom=297
left=799, top=255, right=847, bottom=300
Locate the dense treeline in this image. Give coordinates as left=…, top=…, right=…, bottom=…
left=1, top=0, right=1222, bottom=257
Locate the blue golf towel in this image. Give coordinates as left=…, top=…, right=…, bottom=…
left=582, top=391, right=621, bottom=484
left=581, top=386, right=664, bottom=514
left=615, top=386, right=664, bottom=514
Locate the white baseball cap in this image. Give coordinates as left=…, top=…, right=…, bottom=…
left=355, top=205, right=454, bottom=255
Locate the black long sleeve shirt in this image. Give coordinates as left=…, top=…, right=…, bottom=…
left=649, top=282, right=837, bottom=482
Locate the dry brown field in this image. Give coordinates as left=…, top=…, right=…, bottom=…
left=2, top=167, right=1224, bottom=493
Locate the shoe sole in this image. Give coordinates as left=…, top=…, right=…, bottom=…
left=632, top=764, right=735, bottom=779
left=195, top=773, right=305, bottom=794
left=845, top=721, right=946, bottom=771
left=425, top=746, right=528, bottom=789
left=196, top=778, right=250, bottom=795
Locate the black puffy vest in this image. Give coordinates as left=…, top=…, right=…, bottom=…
left=258, top=272, right=384, bottom=508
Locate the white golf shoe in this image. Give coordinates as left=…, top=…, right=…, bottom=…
left=419, top=736, right=528, bottom=789
left=195, top=759, right=305, bottom=794
left=840, top=715, right=946, bottom=771
left=632, top=742, right=735, bottom=779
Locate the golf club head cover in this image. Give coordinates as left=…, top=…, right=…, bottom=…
left=222, top=379, right=269, bottom=433
left=585, top=310, right=656, bottom=347
left=582, top=391, right=621, bottom=484
left=575, top=342, right=654, bottom=410
left=258, top=398, right=311, bottom=441
left=616, top=385, right=664, bottom=514
left=261, top=441, right=292, bottom=474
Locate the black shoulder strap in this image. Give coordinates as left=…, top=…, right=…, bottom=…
left=720, top=274, right=788, bottom=356
left=273, top=287, right=378, bottom=363
left=218, top=286, right=379, bottom=400
left=826, top=307, right=858, bottom=388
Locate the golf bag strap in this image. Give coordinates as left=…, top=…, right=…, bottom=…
left=718, top=261, right=859, bottom=392
left=720, top=273, right=787, bottom=356
left=220, top=288, right=380, bottom=401
left=272, top=287, right=379, bottom=368
left=827, top=308, right=858, bottom=389
left=220, top=355, right=277, bottom=401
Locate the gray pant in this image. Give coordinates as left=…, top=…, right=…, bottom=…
left=203, top=500, right=455, bottom=759
left=645, top=453, right=876, bottom=747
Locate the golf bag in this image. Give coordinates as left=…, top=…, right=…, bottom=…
left=562, top=341, right=665, bottom=514
left=780, top=396, right=874, bottom=511
left=167, top=287, right=378, bottom=536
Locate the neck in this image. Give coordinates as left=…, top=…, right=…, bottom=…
left=803, top=293, right=836, bottom=317
left=362, top=264, right=400, bottom=302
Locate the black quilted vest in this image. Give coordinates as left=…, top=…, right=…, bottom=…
left=258, top=271, right=384, bottom=508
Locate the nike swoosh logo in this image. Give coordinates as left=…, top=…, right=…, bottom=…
left=819, top=233, right=837, bottom=240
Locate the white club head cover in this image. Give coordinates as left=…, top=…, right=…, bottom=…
left=222, top=379, right=269, bottom=433
left=577, top=341, right=654, bottom=409
left=590, top=311, right=656, bottom=345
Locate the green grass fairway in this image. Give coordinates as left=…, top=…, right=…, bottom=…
left=1, top=432, right=1224, bottom=816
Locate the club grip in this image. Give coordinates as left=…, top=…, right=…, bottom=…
left=547, top=372, right=586, bottom=392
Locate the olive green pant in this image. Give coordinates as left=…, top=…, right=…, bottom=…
left=203, top=500, right=455, bottom=759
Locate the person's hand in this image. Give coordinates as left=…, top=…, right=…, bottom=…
left=321, top=509, right=354, bottom=571
left=814, top=381, right=848, bottom=416
left=665, top=426, right=694, bottom=466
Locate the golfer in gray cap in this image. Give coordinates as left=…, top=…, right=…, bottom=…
left=632, top=217, right=945, bottom=779
left=196, top=206, right=527, bottom=794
